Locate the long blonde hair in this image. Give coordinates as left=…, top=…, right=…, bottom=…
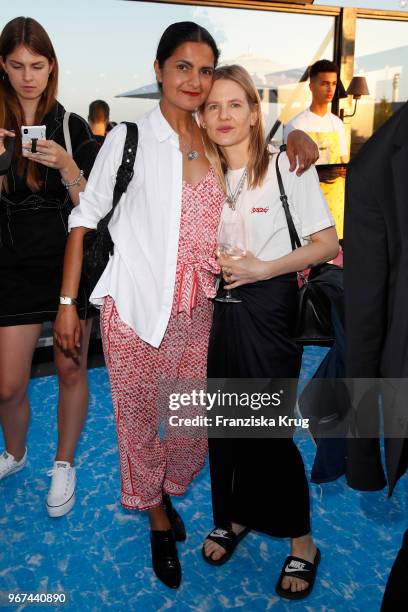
left=200, top=64, right=270, bottom=190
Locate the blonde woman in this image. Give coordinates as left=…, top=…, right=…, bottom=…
left=54, top=22, right=318, bottom=589
left=199, top=65, right=339, bottom=601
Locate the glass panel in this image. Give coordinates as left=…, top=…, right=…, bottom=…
left=315, top=0, right=408, bottom=10
left=1, top=0, right=334, bottom=144
left=351, top=17, right=408, bottom=154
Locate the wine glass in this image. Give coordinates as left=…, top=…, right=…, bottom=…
left=216, top=213, right=247, bottom=304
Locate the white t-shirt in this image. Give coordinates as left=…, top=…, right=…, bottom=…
left=221, top=152, right=334, bottom=262
left=284, top=109, right=348, bottom=162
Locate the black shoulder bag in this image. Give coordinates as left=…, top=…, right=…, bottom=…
left=275, top=150, right=343, bottom=346
left=82, top=122, right=138, bottom=297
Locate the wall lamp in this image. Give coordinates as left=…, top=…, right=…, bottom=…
left=340, top=76, right=370, bottom=119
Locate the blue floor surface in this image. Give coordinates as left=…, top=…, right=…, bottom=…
left=1, top=347, right=407, bottom=611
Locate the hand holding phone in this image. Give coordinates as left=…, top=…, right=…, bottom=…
left=21, top=125, right=46, bottom=154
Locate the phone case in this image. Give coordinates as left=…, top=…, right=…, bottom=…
left=21, top=125, right=47, bottom=146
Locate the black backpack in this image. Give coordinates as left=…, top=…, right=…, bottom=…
left=82, top=122, right=138, bottom=297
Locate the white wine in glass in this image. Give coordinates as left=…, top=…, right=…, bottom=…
left=216, top=213, right=247, bottom=303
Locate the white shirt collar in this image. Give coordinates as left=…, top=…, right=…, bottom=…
left=149, top=103, right=178, bottom=144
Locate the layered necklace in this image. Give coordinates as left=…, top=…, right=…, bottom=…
left=225, top=168, right=247, bottom=210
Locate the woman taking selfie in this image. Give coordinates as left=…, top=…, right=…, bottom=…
left=55, top=22, right=318, bottom=589
left=199, top=65, right=338, bottom=601
left=0, top=17, right=98, bottom=517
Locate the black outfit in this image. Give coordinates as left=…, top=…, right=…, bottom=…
left=344, top=102, right=408, bottom=494
left=93, top=134, right=105, bottom=149
left=381, top=530, right=408, bottom=611
left=208, top=275, right=311, bottom=538
left=299, top=274, right=348, bottom=484
left=0, top=102, right=98, bottom=326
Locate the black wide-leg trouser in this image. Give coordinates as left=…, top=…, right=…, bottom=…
left=207, top=274, right=310, bottom=538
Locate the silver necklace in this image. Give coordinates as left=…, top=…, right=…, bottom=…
left=225, top=169, right=247, bottom=210
left=180, top=122, right=199, bottom=161
left=187, top=148, right=199, bottom=162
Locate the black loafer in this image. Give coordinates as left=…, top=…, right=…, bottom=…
left=150, top=529, right=182, bottom=589
left=163, top=494, right=187, bottom=542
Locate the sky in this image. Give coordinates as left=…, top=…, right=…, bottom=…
left=1, top=1, right=407, bottom=122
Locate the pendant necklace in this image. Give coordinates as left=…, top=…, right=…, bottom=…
left=180, top=120, right=199, bottom=161
left=187, top=148, right=199, bottom=161
left=225, top=169, right=247, bottom=210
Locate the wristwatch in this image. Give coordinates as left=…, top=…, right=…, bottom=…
left=59, top=296, right=78, bottom=305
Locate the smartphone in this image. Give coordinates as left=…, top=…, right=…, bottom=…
left=21, top=125, right=46, bottom=152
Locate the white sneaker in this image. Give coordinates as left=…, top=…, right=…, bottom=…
left=46, top=461, right=76, bottom=517
left=0, top=448, right=27, bottom=481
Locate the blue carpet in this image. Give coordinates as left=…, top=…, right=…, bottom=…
left=0, top=347, right=407, bottom=611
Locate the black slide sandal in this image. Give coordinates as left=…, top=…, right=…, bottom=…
left=202, top=526, right=250, bottom=566
left=275, top=548, right=321, bottom=600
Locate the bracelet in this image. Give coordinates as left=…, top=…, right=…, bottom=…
left=61, top=169, right=84, bottom=188
left=59, top=296, right=78, bottom=306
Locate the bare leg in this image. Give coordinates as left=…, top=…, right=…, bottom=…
left=0, top=324, right=42, bottom=459
left=281, top=533, right=317, bottom=593
left=53, top=318, right=92, bottom=464
left=148, top=505, right=171, bottom=531
left=203, top=522, right=246, bottom=561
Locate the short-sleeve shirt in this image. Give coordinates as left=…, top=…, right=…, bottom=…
left=284, top=109, right=348, bottom=163
left=221, top=152, right=334, bottom=262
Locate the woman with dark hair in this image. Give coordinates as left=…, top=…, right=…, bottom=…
left=199, top=65, right=338, bottom=600
left=0, top=17, right=98, bottom=517
left=55, top=22, right=318, bottom=589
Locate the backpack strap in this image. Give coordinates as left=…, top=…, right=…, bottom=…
left=275, top=148, right=302, bottom=251
left=63, top=112, right=72, bottom=158
left=112, top=122, right=139, bottom=209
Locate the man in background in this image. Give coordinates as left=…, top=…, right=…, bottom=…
left=88, top=99, right=110, bottom=148
left=284, top=59, right=348, bottom=241
left=289, top=60, right=348, bottom=485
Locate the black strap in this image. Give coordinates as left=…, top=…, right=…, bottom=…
left=275, top=150, right=302, bottom=251
left=206, top=528, right=236, bottom=553
left=281, top=555, right=315, bottom=584
left=112, top=121, right=139, bottom=209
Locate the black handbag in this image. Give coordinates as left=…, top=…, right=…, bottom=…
left=82, top=122, right=138, bottom=297
left=275, top=150, right=341, bottom=346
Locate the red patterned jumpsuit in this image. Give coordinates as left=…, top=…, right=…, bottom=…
left=100, top=167, right=224, bottom=510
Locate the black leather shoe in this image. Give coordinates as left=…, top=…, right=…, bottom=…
left=150, top=529, right=181, bottom=589
left=163, top=494, right=187, bottom=542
